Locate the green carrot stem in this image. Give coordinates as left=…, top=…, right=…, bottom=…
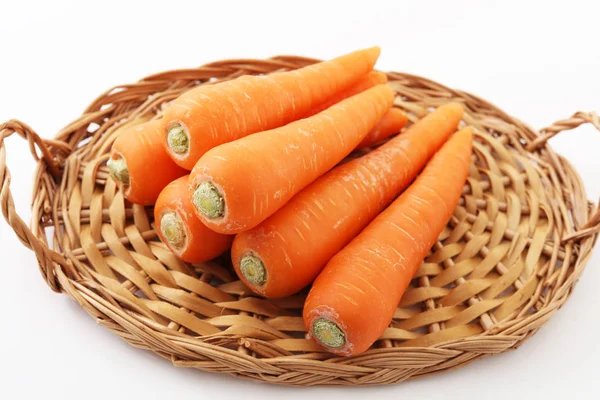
left=160, top=212, right=185, bottom=248
left=240, top=254, right=267, bottom=286
left=312, top=319, right=346, bottom=348
left=107, top=157, right=130, bottom=185
left=192, top=181, right=224, bottom=219
left=167, top=125, right=190, bottom=154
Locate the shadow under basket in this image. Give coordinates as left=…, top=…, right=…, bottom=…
left=1, top=55, right=599, bottom=386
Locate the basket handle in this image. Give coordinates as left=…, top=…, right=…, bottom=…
left=526, top=111, right=600, bottom=151
left=0, top=120, right=71, bottom=292
left=527, top=111, right=600, bottom=243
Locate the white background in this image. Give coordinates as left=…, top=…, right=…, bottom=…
left=1, top=0, right=599, bottom=398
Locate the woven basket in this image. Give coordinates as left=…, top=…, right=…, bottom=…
left=1, top=55, right=599, bottom=386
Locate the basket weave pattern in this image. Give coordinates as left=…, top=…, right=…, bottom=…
left=1, top=56, right=599, bottom=386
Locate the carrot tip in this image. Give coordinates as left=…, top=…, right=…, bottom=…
left=160, top=212, right=186, bottom=249
left=240, top=254, right=267, bottom=286
left=192, top=181, right=224, bottom=219
left=107, top=157, right=129, bottom=185
left=167, top=125, right=190, bottom=154
left=312, top=319, right=346, bottom=348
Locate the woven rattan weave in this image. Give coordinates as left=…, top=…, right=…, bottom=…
left=1, top=55, right=599, bottom=386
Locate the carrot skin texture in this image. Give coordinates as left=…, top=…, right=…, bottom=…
left=303, top=126, right=474, bottom=356
left=358, top=108, right=408, bottom=148
left=109, top=120, right=187, bottom=205
left=307, top=71, right=387, bottom=115
left=154, top=175, right=233, bottom=263
left=308, top=72, right=405, bottom=149
left=189, top=85, right=395, bottom=234
left=163, top=47, right=381, bottom=169
left=231, top=103, right=463, bottom=298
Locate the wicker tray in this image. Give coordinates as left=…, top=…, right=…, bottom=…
left=1, top=56, right=599, bottom=386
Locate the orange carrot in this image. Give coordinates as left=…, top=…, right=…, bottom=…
left=306, top=69, right=404, bottom=149
left=358, top=108, right=408, bottom=148
left=303, top=126, right=473, bottom=356
left=154, top=175, right=233, bottom=263
left=108, top=119, right=187, bottom=205
left=307, top=71, right=405, bottom=149
left=231, top=103, right=463, bottom=298
left=164, top=47, right=381, bottom=169
left=308, top=71, right=387, bottom=115
left=189, top=84, right=395, bottom=234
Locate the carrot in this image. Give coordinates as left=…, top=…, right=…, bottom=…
left=154, top=175, right=233, bottom=263
left=307, top=71, right=405, bottom=149
left=231, top=103, right=463, bottom=298
left=303, top=126, right=473, bottom=356
left=358, top=108, right=408, bottom=148
left=307, top=71, right=387, bottom=115
left=164, top=47, right=381, bottom=169
left=189, top=84, right=395, bottom=234
left=108, top=119, right=187, bottom=205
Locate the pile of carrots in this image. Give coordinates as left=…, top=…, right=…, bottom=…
left=108, top=47, right=473, bottom=356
